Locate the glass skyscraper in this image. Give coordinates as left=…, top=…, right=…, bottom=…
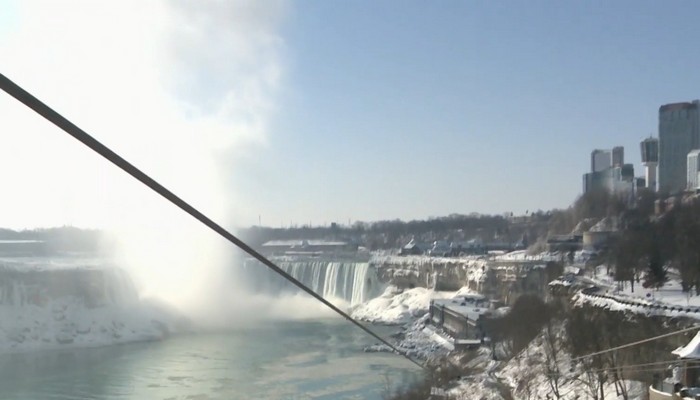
left=658, top=100, right=700, bottom=194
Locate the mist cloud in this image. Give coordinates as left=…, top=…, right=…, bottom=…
left=0, top=0, right=288, bottom=314
left=0, top=0, right=287, bottom=227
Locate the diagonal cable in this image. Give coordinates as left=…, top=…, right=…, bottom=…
left=570, top=325, right=698, bottom=362
left=0, top=72, right=426, bottom=370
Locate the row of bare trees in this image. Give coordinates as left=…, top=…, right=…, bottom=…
left=484, top=291, right=685, bottom=400
left=609, top=196, right=700, bottom=293
left=565, top=305, right=685, bottom=400
left=509, top=303, right=681, bottom=400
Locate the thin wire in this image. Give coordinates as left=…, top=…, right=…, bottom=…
left=552, top=362, right=700, bottom=377
left=551, top=358, right=679, bottom=375
left=542, top=357, right=682, bottom=377
left=570, top=325, right=699, bottom=362
left=0, top=72, right=426, bottom=370
left=592, top=359, right=680, bottom=370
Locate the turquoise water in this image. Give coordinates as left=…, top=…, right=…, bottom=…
left=0, top=319, right=420, bottom=400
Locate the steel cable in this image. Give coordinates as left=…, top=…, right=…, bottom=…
left=0, top=72, right=426, bottom=370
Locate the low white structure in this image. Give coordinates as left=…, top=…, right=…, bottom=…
left=687, top=149, right=700, bottom=191
left=650, top=330, right=700, bottom=399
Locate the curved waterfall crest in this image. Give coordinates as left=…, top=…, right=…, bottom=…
left=244, top=258, right=381, bottom=306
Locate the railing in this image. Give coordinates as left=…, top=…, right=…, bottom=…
left=429, top=302, right=484, bottom=342
left=580, top=287, right=700, bottom=315
left=649, top=383, right=700, bottom=400
left=648, top=384, right=675, bottom=400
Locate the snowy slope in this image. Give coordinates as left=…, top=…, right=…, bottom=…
left=575, top=265, right=700, bottom=320
left=447, top=325, right=646, bottom=400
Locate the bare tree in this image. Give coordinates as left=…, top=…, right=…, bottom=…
left=674, top=203, right=700, bottom=294
left=567, top=308, right=608, bottom=400
left=542, top=321, right=563, bottom=399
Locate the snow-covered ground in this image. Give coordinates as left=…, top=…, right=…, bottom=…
left=605, top=266, right=700, bottom=308
left=371, top=254, right=486, bottom=265
left=492, top=250, right=548, bottom=262
left=354, top=250, right=668, bottom=399
left=491, top=249, right=599, bottom=264
left=363, top=314, right=456, bottom=361
left=351, top=283, right=484, bottom=325
left=351, top=285, right=459, bottom=325
left=354, top=285, right=484, bottom=362
left=0, top=259, right=182, bottom=353
left=574, top=264, right=700, bottom=320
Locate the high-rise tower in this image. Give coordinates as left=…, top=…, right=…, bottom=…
left=640, top=137, right=659, bottom=191
left=612, top=146, right=624, bottom=167
left=658, top=101, right=700, bottom=193
left=591, top=149, right=612, bottom=172
left=583, top=146, right=633, bottom=196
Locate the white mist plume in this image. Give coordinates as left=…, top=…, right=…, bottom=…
left=0, top=0, right=287, bottom=317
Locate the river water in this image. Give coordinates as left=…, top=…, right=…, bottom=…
left=0, top=318, right=420, bottom=400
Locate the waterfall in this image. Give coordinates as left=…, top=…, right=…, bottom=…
left=0, top=262, right=139, bottom=307
left=103, top=267, right=139, bottom=306
left=242, top=258, right=381, bottom=306
left=0, top=259, right=180, bottom=352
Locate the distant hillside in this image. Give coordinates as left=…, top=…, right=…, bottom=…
left=0, top=226, right=114, bottom=255
left=240, top=213, right=554, bottom=251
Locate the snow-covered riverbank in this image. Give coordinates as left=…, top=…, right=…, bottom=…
left=0, top=259, right=182, bottom=353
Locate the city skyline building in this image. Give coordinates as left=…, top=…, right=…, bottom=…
left=640, top=137, right=659, bottom=191
left=658, top=100, right=700, bottom=194
left=590, top=147, right=624, bottom=174
left=612, top=146, right=624, bottom=167
left=591, top=149, right=612, bottom=172
left=583, top=146, right=634, bottom=198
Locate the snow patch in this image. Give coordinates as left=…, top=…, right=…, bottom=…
left=351, top=286, right=456, bottom=325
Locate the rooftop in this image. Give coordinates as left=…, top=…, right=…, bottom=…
left=433, top=294, right=491, bottom=321
left=659, top=100, right=699, bottom=113
left=673, top=331, right=700, bottom=359
left=262, top=240, right=349, bottom=247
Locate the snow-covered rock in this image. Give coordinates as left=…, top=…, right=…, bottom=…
left=589, top=216, right=618, bottom=232
left=351, top=285, right=456, bottom=324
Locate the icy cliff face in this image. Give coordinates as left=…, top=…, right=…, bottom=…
left=371, top=255, right=490, bottom=291
left=0, top=259, right=180, bottom=353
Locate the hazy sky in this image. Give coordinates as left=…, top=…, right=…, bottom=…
left=1, top=1, right=700, bottom=230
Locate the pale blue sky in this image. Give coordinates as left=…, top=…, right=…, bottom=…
left=238, top=0, right=700, bottom=226
left=1, top=1, right=699, bottom=229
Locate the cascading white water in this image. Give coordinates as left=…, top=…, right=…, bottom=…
left=244, top=259, right=382, bottom=306
left=0, top=259, right=178, bottom=352
left=0, top=261, right=139, bottom=307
